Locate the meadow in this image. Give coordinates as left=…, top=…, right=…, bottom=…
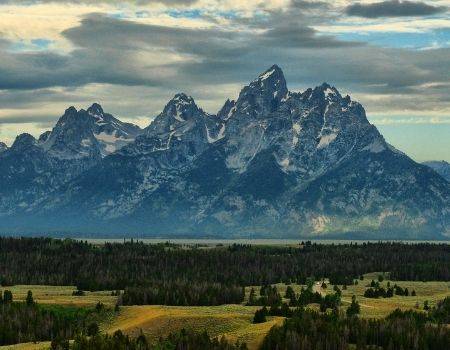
left=1, top=240, right=449, bottom=349
left=2, top=271, right=449, bottom=350
left=0, top=285, right=116, bottom=307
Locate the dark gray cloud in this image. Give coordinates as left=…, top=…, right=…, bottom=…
left=0, top=115, right=57, bottom=124
left=0, top=12, right=363, bottom=91
left=0, top=5, right=449, bottom=129
left=346, top=0, right=447, bottom=18
left=290, top=0, right=329, bottom=10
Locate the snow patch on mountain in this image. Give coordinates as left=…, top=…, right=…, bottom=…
left=362, top=139, right=386, bottom=153
left=317, top=132, right=338, bottom=149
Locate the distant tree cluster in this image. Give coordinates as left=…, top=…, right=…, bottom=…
left=0, top=238, right=449, bottom=291
left=121, top=282, right=244, bottom=306
left=364, top=280, right=414, bottom=298
left=247, top=285, right=282, bottom=307
left=252, top=287, right=343, bottom=324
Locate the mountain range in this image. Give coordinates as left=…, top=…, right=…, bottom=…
left=0, top=65, right=449, bottom=239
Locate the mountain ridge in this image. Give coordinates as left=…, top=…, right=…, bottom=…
left=0, top=65, right=448, bottom=239
left=423, top=160, right=450, bottom=182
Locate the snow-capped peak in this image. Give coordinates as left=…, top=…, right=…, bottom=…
left=170, top=93, right=196, bottom=107
left=315, top=83, right=340, bottom=100
left=255, top=64, right=283, bottom=82
left=235, top=65, right=288, bottom=116
left=87, top=103, right=104, bottom=117
left=162, top=93, right=200, bottom=123
left=40, top=104, right=141, bottom=159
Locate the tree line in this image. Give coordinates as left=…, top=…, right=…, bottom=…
left=121, top=281, right=244, bottom=306
left=0, top=238, right=449, bottom=291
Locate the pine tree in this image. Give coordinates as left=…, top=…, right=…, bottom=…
left=346, top=295, right=360, bottom=317
left=253, top=307, right=267, bottom=323
left=3, top=290, right=12, bottom=303
left=26, top=290, right=34, bottom=306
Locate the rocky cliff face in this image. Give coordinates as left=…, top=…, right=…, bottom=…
left=0, top=105, right=141, bottom=219
left=0, top=66, right=448, bottom=238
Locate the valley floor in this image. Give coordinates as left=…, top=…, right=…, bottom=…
left=1, top=273, right=449, bottom=350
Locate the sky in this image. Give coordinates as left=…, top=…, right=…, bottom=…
left=0, top=0, right=449, bottom=162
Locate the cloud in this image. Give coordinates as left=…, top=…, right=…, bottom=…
left=0, top=0, right=198, bottom=4
left=0, top=11, right=363, bottom=92
left=346, top=0, right=448, bottom=18
left=0, top=2, right=450, bottom=139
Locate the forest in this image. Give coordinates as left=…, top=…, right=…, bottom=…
left=261, top=307, right=450, bottom=350
left=0, top=238, right=449, bottom=292
left=121, top=281, right=244, bottom=306
left=0, top=290, right=107, bottom=346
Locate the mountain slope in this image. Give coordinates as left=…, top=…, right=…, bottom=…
left=0, top=105, right=141, bottom=217
left=0, top=66, right=448, bottom=238
left=423, top=161, right=450, bottom=182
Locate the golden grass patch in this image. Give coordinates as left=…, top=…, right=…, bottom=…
left=0, top=342, right=50, bottom=350
left=0, top=285, right=117, bottom=307
left=106, top=304, right=281, bottom=350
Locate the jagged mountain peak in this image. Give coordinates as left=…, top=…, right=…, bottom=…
left=255, top=64, right=285, bottom=81
left=65, top=106, right=77, bottom=114
left=87, top=102, right=104, bottom=116
left=38, top=131, right=51, bottom=143
left=0, top=141, right=8, bottom=153
left=11, top=133, right=37, bottom=151
left=41, top=104, right=141, bottom=159
left=1, top=65, right=448, bottom=239
left=217, top=99, right=236, bottom=121
left=162, top=93, right=200, bottom=120
left=248, top=64, right=287, bottom=95
left=232, top=65, right=288, bottom=118
left=306, top=82, right=342, bottom=103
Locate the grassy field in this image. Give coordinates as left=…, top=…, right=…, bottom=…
left=249, top=273, right=450, bottom=319
left=339, top=274, right=450, bottom=318
left=2, top=275, right=449, bottom=350
left=0, top=285, right=117, bottom=307
left=106, top=304, right=284, bottom=350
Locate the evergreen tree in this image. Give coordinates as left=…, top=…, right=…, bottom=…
left=253, top=307, right=267, bottom=323
left=26, top=290, right=34, bottom=306
left=346, top=295, right=360, bottom=317
left=3, top=290, right=12, bottom=304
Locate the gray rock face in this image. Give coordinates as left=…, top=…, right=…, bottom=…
left=0, top=105, right=141, bottom=218
left=43, top=103, right=141, bottom=159
left=0, top=66, right=448, bottom=238
left=423, top=161, right=450, bottom=182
